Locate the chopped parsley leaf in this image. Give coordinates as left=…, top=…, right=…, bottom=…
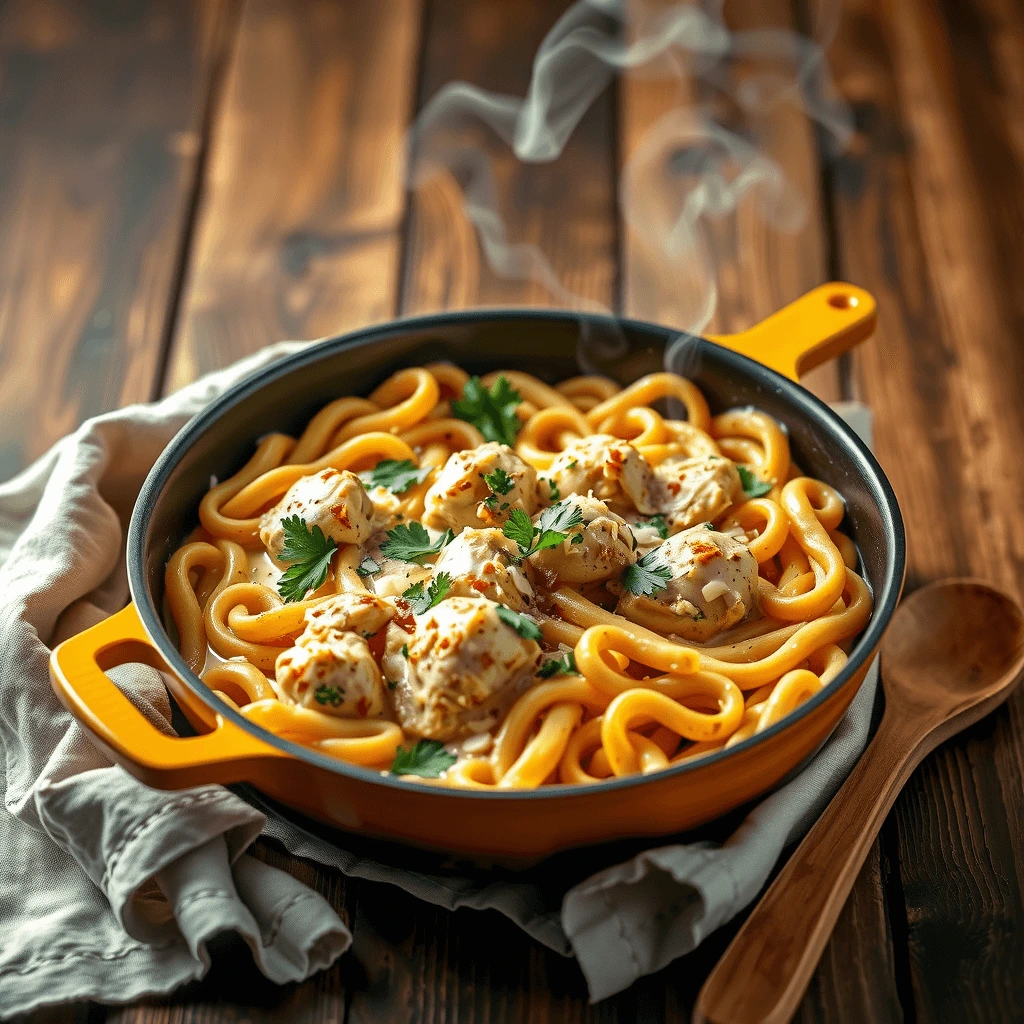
left=403, top=572, right=452, bottom=614
left=501, top=500, right=584, bottom=561
left=495, top=605, right=544, bottom=642
left=391, top=739, right=457, bottom=778
left=358, top=458, right=430, bottom=494
left=276, top=516, right=337, bottom=603
left=537, top=650, right=578, bottom=678
left=621, top=545, right=673, bottom=597
left=357, top=556, right=381, bottom=577
left=452, top=375, right=523, bottom=446
left=381, top=522, right=453, bottom=563
left=483, top=466, right=515, bottom=495
left=737, top=465, right=772, bottom=499
left=314, top=685, right=344, bottom=707
left=636, top=513, right=669, bottom=540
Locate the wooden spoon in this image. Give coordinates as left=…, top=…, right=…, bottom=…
left=694, top=579, right=1024, bottom=1024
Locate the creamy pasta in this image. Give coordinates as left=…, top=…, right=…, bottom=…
left=165, top=364, right=872, bottom=788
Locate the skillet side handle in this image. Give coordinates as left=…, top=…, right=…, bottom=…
left=50, top=602, right=287, bottom=789
left=706, top=283, right=877, bottom=381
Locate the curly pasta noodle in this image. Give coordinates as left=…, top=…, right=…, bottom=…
left=165, top=364, right=873, bottom=789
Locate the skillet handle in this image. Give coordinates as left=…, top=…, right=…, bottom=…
left=705, top=283, right=877, bottom=381
left=50, top=602, right=287, bottom=789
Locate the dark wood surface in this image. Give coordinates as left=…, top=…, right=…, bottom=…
left=2, top=0, right=1022, bottom=1020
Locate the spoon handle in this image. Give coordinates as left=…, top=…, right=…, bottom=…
left=694, top=708, right=935, bottom=1024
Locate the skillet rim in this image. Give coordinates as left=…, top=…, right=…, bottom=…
left=128, top=307, right=906, bottom=801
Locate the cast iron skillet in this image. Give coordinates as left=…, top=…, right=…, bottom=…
left=50, top=284, right=905, bottom=861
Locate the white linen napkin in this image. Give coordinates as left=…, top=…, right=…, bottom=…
left=0, top=341, right=879, bottom=1015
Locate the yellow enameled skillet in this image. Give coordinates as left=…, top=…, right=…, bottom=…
left=49, top=283, right=904, bottom=861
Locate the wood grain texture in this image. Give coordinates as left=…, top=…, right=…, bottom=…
left=828, top=0, right=1024, bottom=1018
left=618, top=0, right=842, bottom=400
left=0, top=0, right=233, bottom=479
left=163, top=0, right=423, bottom=391
left=399, top=0, right=617, bottom=314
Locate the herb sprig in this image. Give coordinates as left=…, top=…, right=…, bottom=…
left=381, top=522, right=453, bottom=563
left=621, top=545, right=673, bottom=597
left=635, top=513, right=669, bottom=540
left=502, top=500, right=584, bottom=561
left=276, top=516, right=338, bottom=602
left=537, top=650, right=578, bottom=678
left=391, top=739, right=457, bottom=778
left=403, top=572, right=453, bottom=614
left=495, top=605, right=543, bottom=642
left=359, top=459, right=430, bottom=494
left=452, top=375, right=523, bottom=446
left=737, top=465, right=772, bottom=499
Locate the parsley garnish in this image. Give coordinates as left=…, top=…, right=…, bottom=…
left=391, top=739, right=457, bottom=778
left=537, top=650, right=578, bottom=677
left=704, top=521, right=715, bottom=530
left=359, top=459, right=430, bottom=494
left=636, top=513, right=669, bottom=540
left=381, top=522, right=453, bottom=563
left=276, top=516, right=337, bottom=602
left=502, top=501, right=585, bottom=561
left=737, top=465, right=772, bottom=499
left=357, top=557, right=381, bottom=577
left=483, top=467, right=515, bottom=495
left=621, top=545, right=674, bottom=597
left=403, top=572, right=452, bottom=614
left=314, top=685, right=344, bottom=707
left=401, top=643, right=409, bottom=659
left=542, top=477, right=560, bottom=502
left=495, top=605, right=543, bottom=641
left=452, top=375, right=523, bottom=446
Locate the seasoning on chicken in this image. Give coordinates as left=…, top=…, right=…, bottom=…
left=276, top=631, right=385, bottom=718
left=381, top=595, right=542, bottom=741
left=301, top=592, right=400, bottom=641
left=431, top=527, right=534, bottom=609
left=260, top=468, right=374, bottom=558
left=422, top=442, right=538, bottom=533
left=649, top=454, right=742, bottom=533
left=527, top=494, right=637, bottom=585
left=615, top=526, right=758, bottom=642
left=544, top=435, right=654, bottom=515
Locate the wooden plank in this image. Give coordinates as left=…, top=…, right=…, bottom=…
left=618, top=0, right=843, bottom=400
left=827, top=0, right=1024, bottom=1018
left=0, top=0, right=233, bottom=479
left=398, top=0, right=617, bottom=315
left=163, top=0, right=423, bottom=392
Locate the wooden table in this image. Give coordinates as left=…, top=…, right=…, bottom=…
left=4, top=0, right=1023, bottom=1021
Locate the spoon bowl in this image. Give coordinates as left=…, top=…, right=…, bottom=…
left=696, top=578, right=1024, bottom=1024
left=881, top=579, right=1024, bottom=722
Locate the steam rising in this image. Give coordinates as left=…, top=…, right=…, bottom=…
left=406, top=0, right=852, bottom=340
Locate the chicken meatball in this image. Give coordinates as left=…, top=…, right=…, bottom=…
left=528, top=494, right=637, bottom=585
left=649, top=455, right=742, bottom=533
left=275, top=631, right=385, bottom=718
left=381, top=596, right=542, bottom=741
left=260, top=468, right=374, bottom=558
left=616, top=526, right=758, bottom=642
left=431, top=528, right=533, bottom=609
left=544, top=435, right=654, bottom=515
left=422, top=442, right=538, bottom=533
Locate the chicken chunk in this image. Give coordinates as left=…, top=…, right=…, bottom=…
left=649, top=455, right=742, bottom=533
left=260, top=468, right=374, bottom=558
left=422, top=442, right=538, bottom=533
left=544, top=435, right=654, bottom=515
left=301, top=592, right=399, bottom=642
left=275, top=631, right=385, bottom=718
left=431, top=528, right=533, bottom=609
left=528, top=494, right=637, bottom=585
left=616, top=526, right=758, bottom=642
left=381, top=596, right=541, bottom=741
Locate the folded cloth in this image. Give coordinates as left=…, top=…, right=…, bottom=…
left=0, top=342, right=879, bottom=1015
